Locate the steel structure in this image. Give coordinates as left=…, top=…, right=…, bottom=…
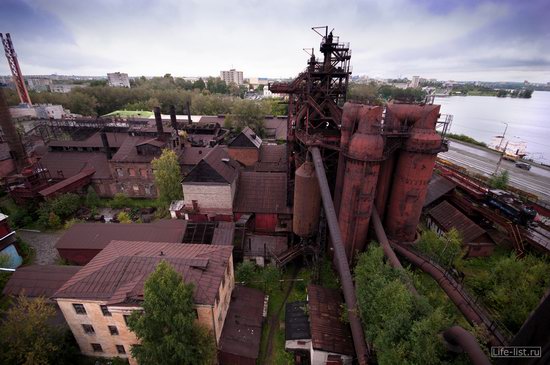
left=1, top=33, right=32, bottom=105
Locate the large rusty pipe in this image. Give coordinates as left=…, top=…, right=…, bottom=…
left=443, top=326, right=491, bottom=365
left=391, top=243, right=506, bottom=347
left=311, top=147, right=369, bottom=365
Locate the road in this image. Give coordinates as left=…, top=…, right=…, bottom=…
left=439, top=141, right=550, bottom=203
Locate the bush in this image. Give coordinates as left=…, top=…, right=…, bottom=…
left=111, top=193, right=131, bottom=209
left=235, top=261, right=256, bottom=284
left=49, top=193, right=82, bottom=220
left=117, top=211, right=132, bottom=224
left=16, top=237, right=34, bottom=265
left=416, top=229, right=464, bottom=270
left=63, top=218, right=81, bottom=230
left=85, top=186, right=100, bottom=208
left=488, top=170, right=509, bottom=189
left=48, top=212, right=62, bottom=230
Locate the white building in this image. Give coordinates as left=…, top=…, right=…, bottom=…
left=410, top=75, right=420, bottom=88
left=26, top=78, right=52, bottom=92
left=107, top=72, right=130, bottom=88
left=220, top=69, right=244, bottom=85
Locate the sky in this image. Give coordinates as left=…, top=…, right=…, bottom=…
left=1, top=0, right=549, bottom=82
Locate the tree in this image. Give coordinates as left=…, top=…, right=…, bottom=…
left=127, top=261, right=216, bottom=365
left=489, top=170, right=509, bottom=189
left=85, top=186, right=100, bottom=208
left=117, top=211, right=132, bottom=224
left=225, top=99, right=270, bottom=136
left=67, top=91, right=98, bottom=116
left=0, top=296, right=62, bottom=365
left=152, top=149, right=183, bottom=204
left=193, top=78, right=206, bottom=91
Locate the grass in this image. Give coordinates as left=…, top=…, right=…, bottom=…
left=102, top=110, right=153, bottom=118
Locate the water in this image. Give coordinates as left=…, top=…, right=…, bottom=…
left=435, top=91, right=550, bottom=164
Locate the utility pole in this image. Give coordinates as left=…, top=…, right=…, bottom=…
left=494, top=122, right=508, bottom=176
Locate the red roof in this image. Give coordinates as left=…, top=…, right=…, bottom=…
left=39, top=151, right=111, bottom=179
left=39, top=168, right=95, bottom=197
left=233, top=172, right=289, bottom=213
left=56, top=220, right=187, bottom=250
left=2, top=265, right=80, bottom=298
left=308, top=284, right=354, bottom=356
left=428, top=200, right=486, bottom=242
left=54, top=241, right=233, bottom=305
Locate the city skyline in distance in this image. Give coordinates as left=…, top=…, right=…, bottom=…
left=1, top=0, right=549, bottom=83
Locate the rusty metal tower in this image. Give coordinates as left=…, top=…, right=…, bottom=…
left=270, top=26, right=351, bottom=184
left=1, top=33, right=32, bottom=106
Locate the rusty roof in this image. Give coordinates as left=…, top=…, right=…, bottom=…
left=307, top=284, right=354, bottom=356
left=428, top=200, right=486, bottom=242
left=56, top=220, right=187, bottom=250
left=178, top=146, right=210, bottom=165
left=263, top=117, right=287, bottom=140
left=233, top=172, right=289, bottom=213
left=424, top=175, right=457, bottom=207
left=218, top=285, right=265, bottom=360
left=182, top=145, right=239, bottom=184
left=228, top=126, right=262, bottom=149
left=39, top=151, right=111, bottom=179
left=255, top=144, right=287, bottom=172
left=244, top=234, right=288, bottom=257
left=39, top=168, right=95, bottom=197
left=54, top=241, right=233, bottom=306
left=212, top=222, right=235, bottom=246
left=111, top=136, right=165, bottom=163
left=3, top=265, right=80, bottom=298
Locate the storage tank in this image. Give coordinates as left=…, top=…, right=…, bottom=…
left=338, top=105, right=384, bottom=261
left=334, top=102, right=360, bottom=216
left=385, top=104, right=442, bottom=242
left=292, top=159, right=321, bottom=237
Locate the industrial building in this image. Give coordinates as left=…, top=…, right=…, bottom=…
left=107, top=72, right=130, bottom=88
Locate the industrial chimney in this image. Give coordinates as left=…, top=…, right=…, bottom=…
left=169, top=105, right=178, bottom=131
left=186, top=101, right=192, bottom=124
left=153, top=106, right=164, bottom=138
left=0, top=88, right=27, bottom=172
left=100, top=130, right=112, bottom=160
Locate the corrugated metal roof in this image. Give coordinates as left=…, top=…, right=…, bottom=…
left=228, top=126, right=262, bottom=149
left=39, top=168, right=95, bottom=197
left=233, top=172, right=289, bottom=213
left=2, top=265, right=80, bottom=298
left=218, top=286, right=265, bottom=360
left=182, top=145, right=239, bottom=184
left=424, top=175, right=456, bottom=207
left=428, top=200, right=486, bottom=242
left=255, top=144, right=287, bottom=172
left=308, top=284, right=354, bottom=356
left=56, top=220, right=187, bottom=250
left=54, top=241, right=233, bottom=305
left=285, top=301, right=311, bottom=341
left=111, top=136, right=164, bottom=163
left=48, top=132, right=126, bottom=148
left=212, top=222, right=235, bottom=246
left=39, top=151, right=111, bottom=179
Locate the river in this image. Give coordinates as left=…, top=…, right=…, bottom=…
left=435, top=91, right=550, bottom=164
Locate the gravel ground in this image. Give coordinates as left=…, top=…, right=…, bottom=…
left=17, top=230, right=63, bottom=265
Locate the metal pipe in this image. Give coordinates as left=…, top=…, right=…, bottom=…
left=311, top=147, right=369, bottom=365
left=443, top=326, right=491, bottom=365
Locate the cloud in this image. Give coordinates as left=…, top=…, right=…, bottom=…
left=0, top=0, right=548, bottom=82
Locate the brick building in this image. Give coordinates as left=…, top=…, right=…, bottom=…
left=54, top=241, right=235, bottom=365
left=227, top=127, right=262, bottom=166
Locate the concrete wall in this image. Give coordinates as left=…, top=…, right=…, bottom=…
left=310, top=343, right=352, bottom=365
left=182, top=183, right=234, bottom=214
left=227, top=148, right=259, bottom=166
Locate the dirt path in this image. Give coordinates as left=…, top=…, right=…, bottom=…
left=263, top=266, right=299, bottom=364
left=17, top=230, right=62, bottom=265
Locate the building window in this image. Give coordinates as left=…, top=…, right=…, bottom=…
left=144, top=185, right=151, bottom=195
left=72, top=303, right=86, bottom=315
left=133, top=184, right=139, bottom=193
left=128, top=168, right=136, bottom=177
left=91, top=343, right=103, bottom=353
left=82, top=324, right=95, bottom=334
left=108, top=325, right=119, bottom=335
left=116, top=168, right=123, bottom=177
left=116, top=345, right=126, bottom=354
left=140, top=169, right=147, bottom=178
left=100, top=305, right=111, bottom=316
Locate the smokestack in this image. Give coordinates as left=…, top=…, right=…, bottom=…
left=100, top=130, right=112, bottom=160
left=0, top=88, right=27, bottom=172
left=169, top=105, right=178, bottom=131
left=154, top=106, right=164, bottom=138
left=186, top=101, right=192, bottom=124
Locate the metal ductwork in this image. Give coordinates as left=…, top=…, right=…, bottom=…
left=311, top=147, right=369, bottom=365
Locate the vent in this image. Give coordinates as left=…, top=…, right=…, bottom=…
left=221, top=158, right=230, bottom=163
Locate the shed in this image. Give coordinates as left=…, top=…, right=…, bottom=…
left=285, top=301, right=311, bottom=361
left=218, top=286, right=267, bottom=365
left=424, top=174, right=457, bottom=208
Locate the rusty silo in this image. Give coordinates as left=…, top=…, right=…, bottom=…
left=333, top=102, right=360, bottom=216
left=292, top=158, right=321, bottom=237
left=338, top=104, right=384, bottom=261
left=385, top=104, right=442, bottom=242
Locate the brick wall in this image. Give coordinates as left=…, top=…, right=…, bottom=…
left=227, top=148, right=259, bottom=166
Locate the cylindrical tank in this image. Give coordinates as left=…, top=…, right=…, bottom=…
left=334, top=102, right=360, bottom=216
left=338, top=105, right=384, bottom=261
left=385, top=104, right=442, bottom=242
left=293, top=160, right=321, bottom=237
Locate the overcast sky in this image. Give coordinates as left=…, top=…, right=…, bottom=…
left=1, top=0, right=549, bottom=82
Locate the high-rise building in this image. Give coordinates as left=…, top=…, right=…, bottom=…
left=410, top=76, right=420, bottom=88
left=220, top=69, right=243, bottom=85
left=107, top=72, right=130, bottom=88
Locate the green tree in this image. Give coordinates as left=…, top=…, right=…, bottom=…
left=85, top=186, right=100, bottom=208
left=152, top=149, right=183, bottom=204
left=67, top=91, right=98, bottom=116
left=193, top=78, right=206, bottom=91
left=127, top=261, right=216, bottom=365
left=225, top=99, right=269, bottom=136
left=0, top=296, right=61, bottom=365
left=416, top=229, right=464, bottom=270
left=489, top=170, right=509, bottom=189
left=117, top=211, right=132, bottom=224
